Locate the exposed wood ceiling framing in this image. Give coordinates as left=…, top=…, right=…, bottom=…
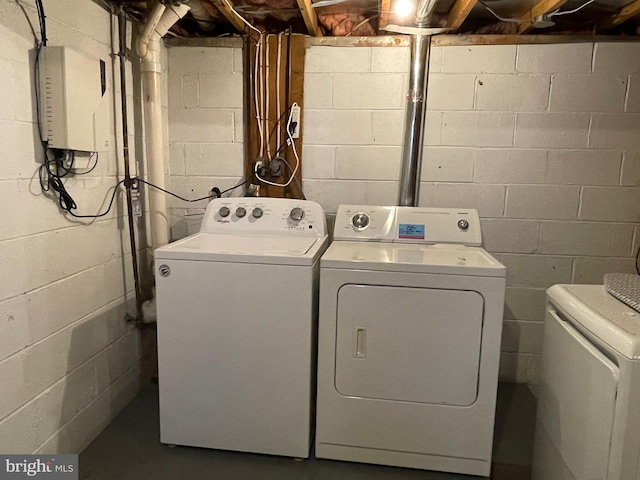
left=598, top=0, right=640, bottom=29
left=446, top=0, right=479, bottom=29
left=111, top=0, right=640, bottom=38
left=518, top=0, right=571, bottom=33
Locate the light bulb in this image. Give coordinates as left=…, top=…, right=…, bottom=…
left=394, top=0, right=414, bottom=17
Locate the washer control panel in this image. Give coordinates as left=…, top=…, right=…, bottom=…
left=200, top=197, right=327, bottom=238
left=334, top=205, right=481, bottom=246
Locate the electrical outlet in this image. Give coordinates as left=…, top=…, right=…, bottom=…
left=270, top=158, right=284, bottom=177
left=290, top=105, right=301, bottom=139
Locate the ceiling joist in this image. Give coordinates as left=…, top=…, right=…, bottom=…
left=296, top=0, right=322, bottom=36
left=446, top=0, right=478, bottom=30
left=210, top=0, right=247, bottom=33
left=379, top=0, right=391, bottom=30
left=517, top=0, right=570, bottom=34
left=599, top=0, right=640, bottom=30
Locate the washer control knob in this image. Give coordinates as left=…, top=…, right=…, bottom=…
left=218, top=206, right=230, bottom=218
left=289, top=207, right=305, bottom=222
left=458, top=219, right=469, bottom=230
left=352, top=213, right=370, bottom=230
left=236, top=207, right=247, bottom=218
left=252, top=207, right=263, bottom=219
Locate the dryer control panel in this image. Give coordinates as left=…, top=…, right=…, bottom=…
left=199, top=197, right=327, bottom=238
left=333, top=205, right=481, bottom=246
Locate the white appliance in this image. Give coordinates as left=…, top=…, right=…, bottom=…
left=155, top=197, right=328, bottom=458
left=315, top=205, right=506, bottom=477
left=533, top=284, right=640, bottom=480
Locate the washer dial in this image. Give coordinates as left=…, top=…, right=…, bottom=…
left=289, top=207, right=305, bottom=222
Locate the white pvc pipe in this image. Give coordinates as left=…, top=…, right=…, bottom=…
left=137, top=4, right=190, bottom=250
left=136, top=3, right=166, bottom=59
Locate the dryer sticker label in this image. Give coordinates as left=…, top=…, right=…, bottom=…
left=399, top=224, right=425, bottom=239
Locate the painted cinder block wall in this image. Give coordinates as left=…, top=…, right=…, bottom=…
left=166, top=41, right=640, bottom=385
left=0, top=0, right=154, bottom=453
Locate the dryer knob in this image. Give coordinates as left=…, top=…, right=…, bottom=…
left=252, top=207, right=263, bottom=219
left=218, top=206, right=230, bottom=218
left=458, top=219, right=469, bottom=230
left=289, top=207, right=305, bottom=222
left=352, top=213, right=370, bottom=230
left=236, top=207, right=247, bottom=218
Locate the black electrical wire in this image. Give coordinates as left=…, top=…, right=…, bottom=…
left=38, top=152, right=125, bottom=218
left=219, top=180, right=248, bottom=196
left=282, top=158, right=306, bottom=200
left=135, top=178, right=247, bottom=202
left=67, top=180, right=126, bottom=219
left=40, top=167, right=245, bottom=219
left=636, top=243, right=640, bottom=275
left=15, top=0, right=39, bottom=46
left=16, top=0, right=47, bottom=151
left=35, top=0, right=47, bottom=45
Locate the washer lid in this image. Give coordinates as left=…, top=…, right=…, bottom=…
left=155, top=233, right=327, bottom=266
left=548, top=284, right=640, bottom=359
left=321, top=241, right=505, bottom=277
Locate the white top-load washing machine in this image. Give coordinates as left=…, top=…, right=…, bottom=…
left=155, top=197, right=328, bottom=459
left=315, top=205, right=506, bottom=477
left=533, top=284, right=640, bottom=480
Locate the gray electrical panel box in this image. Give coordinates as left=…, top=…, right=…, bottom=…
left=39, top=46, right=111, bottom=152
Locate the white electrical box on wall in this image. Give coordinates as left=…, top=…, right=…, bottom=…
left=39, top=46, right=111, bottom=152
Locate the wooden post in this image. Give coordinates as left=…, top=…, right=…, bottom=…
left=244, top=34, right=306, bottom=199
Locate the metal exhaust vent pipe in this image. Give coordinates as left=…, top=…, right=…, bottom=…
left=397, top=0, right=439, bottom=207
left=397, top=34, right=431, bottom=207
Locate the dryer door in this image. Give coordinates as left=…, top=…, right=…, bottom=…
left=334, top=284, right=483, bottom=406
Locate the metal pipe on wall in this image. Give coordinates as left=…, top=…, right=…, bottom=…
left=118, top=10, right=143, bottom=320
left=397, top=33, right=431, bottom=207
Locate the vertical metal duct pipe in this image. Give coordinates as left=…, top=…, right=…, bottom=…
left=397, top=34, right=431, bottom=207
left=397, top=0, right=438, bottom=207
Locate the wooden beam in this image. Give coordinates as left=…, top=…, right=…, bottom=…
left=166, top=35, right=640, bottom=49
left=599, top=0, right=640, bottom=30
left=517, top=0, right=569, bottom=34
left=446, top=0, right=479, bottom=30
left=210, top=0, right=247, bottom=33
left=296, top=0, right=322, bottom=36
left=379, top=0, right=392, bottom=30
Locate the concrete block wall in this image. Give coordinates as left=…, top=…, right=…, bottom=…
left=0, top=0, right=153, bottom=453
left=166, top=41, right=640, bottom=384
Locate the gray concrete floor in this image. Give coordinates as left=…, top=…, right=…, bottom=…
left=79, top=382, right=536, bottom=480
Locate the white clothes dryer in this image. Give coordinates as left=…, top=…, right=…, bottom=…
left=315, top=205, right=506, bottom=477
left=155, top=197, right=328, bottom=459
left=533, top=284, right=640, bottom=480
